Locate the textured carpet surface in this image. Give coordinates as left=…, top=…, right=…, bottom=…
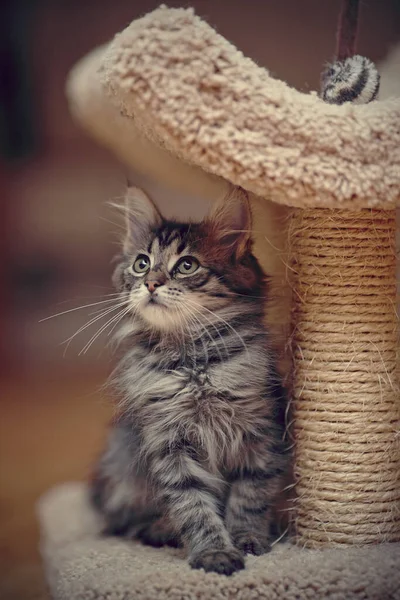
left=38, top=483, right=400, bottom=600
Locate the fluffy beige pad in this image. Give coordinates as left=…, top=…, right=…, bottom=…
left=37, top=483, right=400, bottom=600
left=67, top=5, right=400, bottom=209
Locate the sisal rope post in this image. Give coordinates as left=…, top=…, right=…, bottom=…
left=289, top=209, right=400, bottom=547
left=290, top=0, right=400, bottom=547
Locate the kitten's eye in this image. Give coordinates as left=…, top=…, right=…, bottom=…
left=133, top=254, right=150, bottom=274
left=175, top=256, right=200, bottom=276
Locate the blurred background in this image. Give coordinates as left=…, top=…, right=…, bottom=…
left=0, top=1, right=399, bottom=598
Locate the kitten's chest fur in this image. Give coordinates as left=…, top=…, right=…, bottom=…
left=118, top=338, right=272, bottom=471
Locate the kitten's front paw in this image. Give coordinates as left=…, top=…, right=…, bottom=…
left=232, top=532, right=271, bottom=556
left=189, top=548, right=245, bottom=575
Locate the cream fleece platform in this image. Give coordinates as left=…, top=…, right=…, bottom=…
left=38, top=483, right=400, bottom=600
left=67, top=6, right=400, bottom=209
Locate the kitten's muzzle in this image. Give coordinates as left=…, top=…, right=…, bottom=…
left=145, top=292, right=166, bottom=308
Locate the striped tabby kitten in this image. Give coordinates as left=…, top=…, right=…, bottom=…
left=91, top=185, right=289, bottom=575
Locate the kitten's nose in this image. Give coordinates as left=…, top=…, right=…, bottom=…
left=145, top=270, right=166, bottom=294
left=145, top=280, right=163, bottom=294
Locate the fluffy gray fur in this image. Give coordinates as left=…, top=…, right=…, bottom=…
left=91, top=185, right=290, bottom=576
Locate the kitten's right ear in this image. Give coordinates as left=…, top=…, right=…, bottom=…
left=122, top=186, right=162, bottom=252
left=207, top=185, right=252, bottom=258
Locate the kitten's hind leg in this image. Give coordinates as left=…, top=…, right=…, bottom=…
left=137, top=516, right=182, bottom=548
left=90, top=422, right=159, bottom=538
left=91, top=470, right=159, bottom=537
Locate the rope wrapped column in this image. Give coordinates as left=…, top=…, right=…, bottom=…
left=290, top=209, right=400, bottom=547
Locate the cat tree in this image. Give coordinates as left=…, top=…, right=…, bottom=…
left=38, top=3, right=400, bottom=598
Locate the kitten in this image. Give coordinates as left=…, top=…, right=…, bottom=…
left=91, top=185, right=290, bottom=575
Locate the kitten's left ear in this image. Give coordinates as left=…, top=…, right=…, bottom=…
left=207, top=186, right=252, bottom=258
left=123, top=186, right=162, bottom=251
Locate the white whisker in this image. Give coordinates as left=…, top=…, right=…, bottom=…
left=40, top=296, right=126, bottom=322
left=183, top=302, right=225, bottom=364
left=107, top=306, right=133, bottom=337
left=185, top=298, right=249, bottom=360
left=62, top=300, right=129, bottom=356
left=80, top=306, right=132, bottom=355
left=175, top=304, right=199, bottom=367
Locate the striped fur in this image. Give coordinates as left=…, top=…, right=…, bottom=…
left=321, top=55, right=380, bottom=105
left=91, top=186, right=290, bottom=575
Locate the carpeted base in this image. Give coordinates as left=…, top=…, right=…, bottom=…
left=37, top=483, right=400, bottom=600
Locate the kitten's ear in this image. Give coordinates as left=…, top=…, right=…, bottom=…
left=123, top=186, right=162, bottom=251
left=207, top=186, right=252, bottom=257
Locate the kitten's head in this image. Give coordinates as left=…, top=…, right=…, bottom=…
left=113, top=185, right=266, bottom=333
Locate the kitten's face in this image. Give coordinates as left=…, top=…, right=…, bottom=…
left=113, top=186, right=264, bottom=333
